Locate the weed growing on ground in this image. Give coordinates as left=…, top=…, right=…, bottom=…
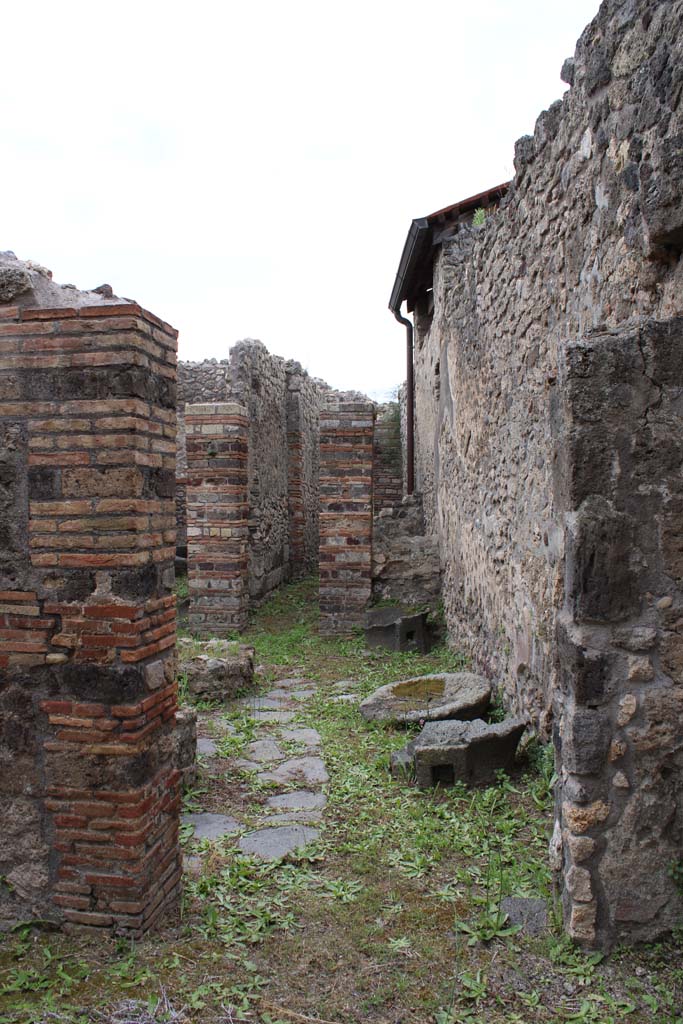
left=2, top=578, right=682, bottom=1024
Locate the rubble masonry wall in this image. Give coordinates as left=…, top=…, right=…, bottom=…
left=412, top=0, right=683, bottom=946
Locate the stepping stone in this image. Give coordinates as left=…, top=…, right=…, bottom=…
left=233, top=758, right=261, bottom=772
left=237, top=697, right=285, bottom=710
left=266, top=790, right=327, bottom=811
left=238, top=824, right=319, bottom=861
left=274, top=677, right=308, bottom=688
left=246, top=739, right=284, bottom=763
left=279, top=727, right=321, bottom=747
left=332, top=693, right=359, bottom=704
left=258, top=756, right=329, bottom=786
left=332, top=680, right=357, bottom=692
left=182, top=812, right=241, bottom=840
left=360, top=672, right=491, bottom=725
left=263, top=811, right=323, bottom=826
left=251, top=710, right=295, bottom=724
left=197, top=737, right=217, bottom=756
left=291, top=688, right=316, bottom=700
left=265, top=688, right=296, bottom=699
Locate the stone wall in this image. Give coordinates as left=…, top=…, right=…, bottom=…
left=410, top=0, right=683, bottom=946
left=286, top=362, right=325, bottom=576
left=178, top=344, right=326, bottom=603
left=372, top=496, right=441, bottom=609
left=319, top=395, right=374, bottom=634
left=0, top=261, right=181, bottom=935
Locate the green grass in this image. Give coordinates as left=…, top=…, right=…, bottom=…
left=1, top=578, right=682, bottom=1024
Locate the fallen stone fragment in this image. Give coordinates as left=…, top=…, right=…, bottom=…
left=186, top=646, right=255, bottom=701
left=365, top=606, right=431, bottom=654
left=182, top=813, right=241, bottom=840
left=390, top=717, right=526, bottom=787
left=500, top=897, right=548, bottom=936
left=258, top=756, right=329, bottom=786
left=266, top=791, right=327, bottom=811
left=360, top=672, right=491, bottom=725
left=238, top=825, right=319, bottom=861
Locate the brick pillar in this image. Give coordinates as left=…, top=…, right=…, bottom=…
left=373, top=404, right=403, bottom=511
left=0, top=302, right=181, bottom=936
left=185, top=402, right=249, bottom=636
left=319, top=396, right=374, bottom=634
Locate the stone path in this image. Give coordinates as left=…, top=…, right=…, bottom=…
left=183, top=677, right=328, bottom=860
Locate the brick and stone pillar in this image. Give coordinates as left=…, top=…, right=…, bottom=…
left=0, top=301, right=181, bottom=936
left=319, top=395, right=374, bottom=634
left=373, top=403, right=403, bottom=512
left=185, top=402, right=249, bottom=636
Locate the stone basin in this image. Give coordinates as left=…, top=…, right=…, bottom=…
left=359, top=672, right=491, bottom=725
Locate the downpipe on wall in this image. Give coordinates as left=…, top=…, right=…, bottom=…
left=393, top=307, right=414, bottom=495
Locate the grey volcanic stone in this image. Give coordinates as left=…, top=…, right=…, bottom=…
left=258, top=756, right=329, bottom=786
left=173, top=709, right=197, bottom=787
left=183, top=813, right=241, bottom=840
left=246, top=739, right=284, bottom=763
left=279, top=727, right=322, bottom=748
left=360, top=672, right=491, bottom=725
left=238, top=825, right=319, bottom=861
left=501, top=897, right=548, bottom=936
left=186, top=646, right=255, bottom=701
left=237, top=696, right=284, bottom=710
left=197, top=736, right=217, bottom=756
left=266, top=791, right=327, bottom=811
left=251, top=710, right=295, bottom=724
left=390, top=717, right=526, bottom=788
left=365, top=607, right=431, bottom=654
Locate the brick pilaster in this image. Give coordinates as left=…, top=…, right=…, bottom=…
left=185, top=402, right=249, bottom=636
left=319, top=396, right=374, bottom=634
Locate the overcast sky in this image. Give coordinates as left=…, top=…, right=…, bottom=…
left=4, top=0, right=599, bottom=398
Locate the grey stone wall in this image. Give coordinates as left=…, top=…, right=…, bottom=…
left=178, top=344, right=326, bottom=603
left=372, top=495, right=441, bottom=609
left=411, top=0, right=683, bottom=947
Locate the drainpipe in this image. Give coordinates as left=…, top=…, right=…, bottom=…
left=393, top=307, right=414, bottom=495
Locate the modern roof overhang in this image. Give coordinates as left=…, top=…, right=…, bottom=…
left=388, top=181, right=511, bottom=315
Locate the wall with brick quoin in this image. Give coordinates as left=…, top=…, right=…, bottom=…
left=319, top=394, right=374, bottom=634
left=0, top=293, right=181, bottom=935
left=185, top=402, right=249, bottom=636
left=373, top=403, right=403, bottom=512
left=177, top=343, right=328, bottom=600
left=410, top=0, right=683, bottom=947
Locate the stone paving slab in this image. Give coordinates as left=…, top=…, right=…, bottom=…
left=197, top=737, right=218, bottom=756
left=183, top=812, right=241, bottom=839
left=247, top=739, right=284, bottom=762
left=258, top=756, right=329, bottom=786
left=237, top=697, right=286, bottom=710
left=238, top=824, right=319, bottom=861
left=263, top=811, right=324, bottom=826
left=266, top=790, right=327, bottom=811
left=251, top=710, right=296, bottom=724
left=279, top=727, right=321, bottom=747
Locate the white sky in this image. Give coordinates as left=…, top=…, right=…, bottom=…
left=4, top=0, right=598, bottom=399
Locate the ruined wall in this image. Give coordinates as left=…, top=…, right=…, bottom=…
left=319, top=395, right=374, bottom=634
left=186, top=402, right=249, bottom=635
left=178, top=344, right=325, bottom=602
left=373, top=403, right=403, bottom=511
left=0, top=264, right=180, bottom=934
left=412, top=0, right=683, bottom=946
left=372, top=496, right=441, bottom=609
left=176, top=360, right=231, bottom=550
left=286, top=362, right=324, bottom=576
